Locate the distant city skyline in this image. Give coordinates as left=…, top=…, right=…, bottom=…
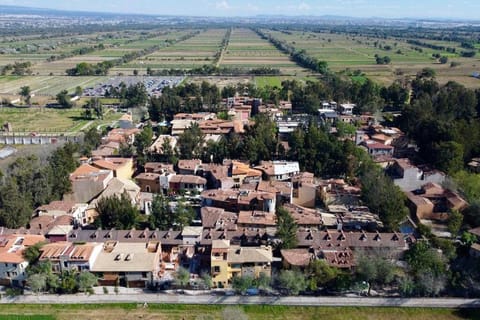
left=0, top=0, right=478, bottom=20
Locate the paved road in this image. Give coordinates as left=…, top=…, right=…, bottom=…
left=2, top=293, right=480, bottom=309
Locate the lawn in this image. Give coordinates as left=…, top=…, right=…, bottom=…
left=0, top=106, right=121, bottom=133
left=0, top=304, right=478, bottom=320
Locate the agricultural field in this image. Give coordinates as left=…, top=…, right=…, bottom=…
left=262, top=29, right=480, bottom=87
left=0, top=75, right=107, bottom=97
left=220, top=28, right=307, bottom=75
left=32, top=29, right=189, bottom=76
left=0, top=31, right=131, bottom=71
left=112, top=29, right=224, bottom=74
left=0, top=304, right=478, bottom=320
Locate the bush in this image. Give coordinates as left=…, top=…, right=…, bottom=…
left=103, top=286, right=109, bottom=294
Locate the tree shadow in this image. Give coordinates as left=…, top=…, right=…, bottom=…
left=453, top=307, right=480, bottom=319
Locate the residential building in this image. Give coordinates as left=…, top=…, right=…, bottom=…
left=254, top=161, right=300, bottom=181
left=282, top=203, right=323, bottom=230
left=201, top=207, right=238, bottom=231
left=135, top=172, right=161, bottom=193
left=291, top=172, right=317, bottom=208
left=406, top=183, right=468, bottom=222
left=91, top=240, right=161, bottom=288
left=237, top=210, right=277, bottom=230
left=361, top=141, right=394, bottom=158
left=339, top=103, right=355, bottom=115
left=34, top=201, right=88, bottom=227
left=210, top=239, right=273, bottom=288
left=296, top=230, right=411, bottom=259
left=92, top=157, right=134, bottom=180
left=177, top=159, right=202, bottom=175
left=201, top=189, right=276, bottom=213
left=169, top=174, right=207, bottom=193
left=149, top=135, right=178, bottom=154
left=0, top=234, right=46, bottom=286
left=67, top=164, right=114, bottom=203
left=39, top=242, right=102, bottom=273
left=387, top=158, right=446, bottom=192
left=231, top=161, right=262, bottom=187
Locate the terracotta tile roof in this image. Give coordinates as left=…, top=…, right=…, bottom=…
left=29, top=215, right=73, bottom=231
left=201, top=228, right=271, bottom=246
left=40, top=242, right=97, bottom=262
left=232, top=161, right=262, bottom=177
left=70, top=164, right=102, bottom=179
left=283, top=203, right=323, bottom=227
left=169, top=174, right=206, bottom=185
left=135, top=172, right=161, bottom=181
left=321, top=248, right=355, bottom=268
left=144, top=162, right=175, bottom=174
left=296, top=230, right=407, bottom=250
left=177, top=159, right=202, bottom=171
left=280, top=249, right=313, bottom=267
left=227, top=245, right=273, bottom=264
left=201, top=207, right=238, bottom=230
left=0, top=234, right=46, bottom=264
left=92, top=159, right=118, bottom=171
left=238, top=210, right=277, bottom=227
left=468, top=226, right=480, bottom=237
left=36, top=201, right=76, bottom=214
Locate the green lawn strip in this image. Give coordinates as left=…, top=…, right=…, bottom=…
left=0, top=304, right=478, bottom=320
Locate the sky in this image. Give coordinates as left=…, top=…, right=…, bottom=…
left=1, top=0, right=479, bottom=20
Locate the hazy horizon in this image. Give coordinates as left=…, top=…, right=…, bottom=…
left=0, top=0, right=479, bottom=20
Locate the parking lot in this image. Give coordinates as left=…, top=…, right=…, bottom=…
left=83, top=76, right=185, bottom=97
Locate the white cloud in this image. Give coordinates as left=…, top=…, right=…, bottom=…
left=298, top=2, right=310, bottom=11
left=215, top=0, right=231, bottom=10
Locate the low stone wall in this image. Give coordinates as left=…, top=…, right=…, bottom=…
left=0, top=134, right=82, bottom=145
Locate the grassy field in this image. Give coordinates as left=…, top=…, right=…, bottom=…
left=262, top=29, right=480, bottom=87
left=0, top=304, right=478, bottom=320
left=0, top=106, right=122, bottom=132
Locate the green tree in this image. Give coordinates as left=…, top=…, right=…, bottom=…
left=356, top=255, right=395, bottom=295
left=276, top=207, right=298, bottom=249
left=277, top=269, right=307, bottom=295
left=19, top=86, right=31, bottom=105
left=0, top=178, right=33, bottom=228
left=439, top=56, right=449, bottom=64
left=307, top=260, right=339, bottom=290
left=148, top=194, right=171, bottom=229
left=232, top=275, right=254, bottom=294
left=177, top=123, right=205, bottom=159
left=75, top=86, right=83, bottom=97
left=96, top=191, right=139, bottom=229
left=173, top=201, right=195, bottom=230
left=405, top=242, right=447, bottom=279
left=77, top=271, right=97, bottom=292
left=134, top=125, right=153, bottom=166
left=56, top=90, right=73, bottom=108
left=59, top=269, right=78, bottom=294
left=23, top=242, right=45, bottom=264
left=360, top=163, right=408, bottom=230
left=447, top=210, right=463, bottom=236
left=174, top=266, right=190, bottom=289
left=28, top=273, right=47, bottom=293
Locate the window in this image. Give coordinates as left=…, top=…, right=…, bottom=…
left=142, top=272, right=148, bottom=278
left=213, top=266, right=220, bottom=273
